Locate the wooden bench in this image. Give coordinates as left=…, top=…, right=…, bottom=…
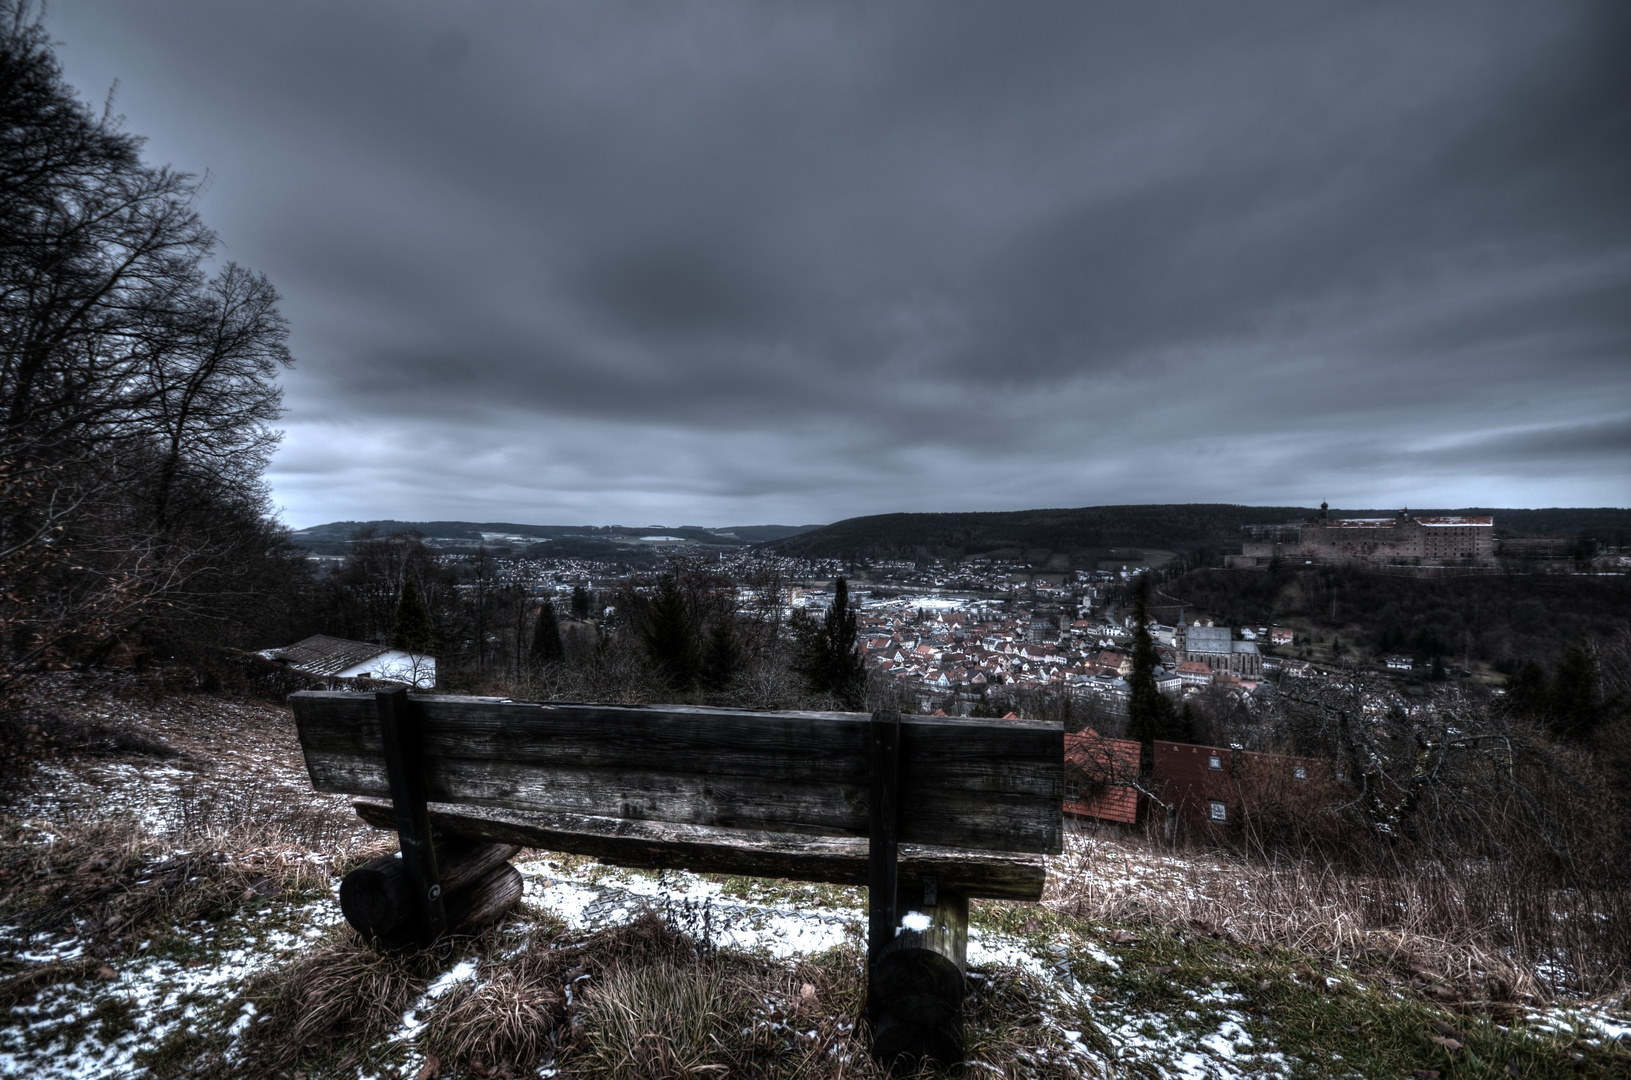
left=289, top=688, right=1062, bottom=1067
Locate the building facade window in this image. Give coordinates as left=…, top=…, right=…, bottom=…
left=1293, top=766, right=1308, bottom=780
left=1209, top=801, right=1227, bottom=822
left=1208, top=754, right=1222, bottom=770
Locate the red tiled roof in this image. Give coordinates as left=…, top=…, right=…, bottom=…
left=1063, top=729, right=1141, bottom=824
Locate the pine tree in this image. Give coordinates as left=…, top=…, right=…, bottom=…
left=1125, top=578, right=1178, bottom=756
left=570, top=584, right=591, bottom=622
left=824, top=578, right=868, bottom=710
left=794, top=577, right=867, bottom=710
left=1551, top=642, right=1603, bottom=740
left=1506, top=660, right=1551, bottom=720
left=699, top=614, right=740, bottom=692
left=529, top=598, right=564, bottom=666
left=640, top=572, right=698, bottom=691
left=389, top=576, right=434, bottom=653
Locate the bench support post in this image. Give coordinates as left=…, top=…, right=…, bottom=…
left=871, top=879, right=968, bottom=1067
left=866, top=710, right=970, bottom=1068
left=866, top=709, right=900, bottom=979
left=376, top=687, right=447, bottom=943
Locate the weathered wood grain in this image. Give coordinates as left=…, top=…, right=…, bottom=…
left=870, top=883, right=969, bottom=1066
left=445, top=862, right=523, bottom=936
left=867, top=711, right=900, bottom=969
left=291, top=692, right=1063, bottom=854
left=339, top=841, right=521, bottom=940
left=351, top=797, right=1047, bottom=900
left=376, top=689, right=445, bottom=941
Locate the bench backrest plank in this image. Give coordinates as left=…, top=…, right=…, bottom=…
left=290, top=692, right=1063, bottom=855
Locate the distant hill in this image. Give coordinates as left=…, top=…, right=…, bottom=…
left=761, top=505, right=1631, bottom=561
left=287, top=520, right=824, bottom=558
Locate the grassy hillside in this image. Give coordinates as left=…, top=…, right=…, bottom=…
left=4, top=677, right=1628, bottom=1078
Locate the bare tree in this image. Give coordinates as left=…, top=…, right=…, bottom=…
left=0, top=4, right=298, bottom=689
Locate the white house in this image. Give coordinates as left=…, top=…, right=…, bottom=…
left=259, top=634, right=436, bottom=688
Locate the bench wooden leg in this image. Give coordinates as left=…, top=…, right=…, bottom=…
left=871, top=878, right=969, bottom=1067
left=866, top=710, right=900, bottom=977
left=376, top=688, right=447, bottom=944
left=346, top=691, right=524, bottom=951
left=867, top=711, right=968, bottom=1068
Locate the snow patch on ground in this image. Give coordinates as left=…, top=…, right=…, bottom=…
left=1, top=894, right=344, bottom=1080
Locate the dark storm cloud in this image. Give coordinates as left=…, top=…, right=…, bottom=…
left=46, top=0, right=1631, bottom=525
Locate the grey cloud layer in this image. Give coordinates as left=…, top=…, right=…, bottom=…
left=49, top=1, right=1631, bottom=525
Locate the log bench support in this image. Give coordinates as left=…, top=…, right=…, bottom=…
left=866, top=710, right=969, bottom=1068
left=339, top=689, right=522, bottom=947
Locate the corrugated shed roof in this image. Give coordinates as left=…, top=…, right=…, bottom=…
left=261, top=634, right=390, bottom=677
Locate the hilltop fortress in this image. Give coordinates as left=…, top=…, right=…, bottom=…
left=1230, top=504, right=1495, bottom=568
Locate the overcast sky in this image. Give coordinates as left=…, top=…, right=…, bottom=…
left=49, top=1, right=1631, bottom=527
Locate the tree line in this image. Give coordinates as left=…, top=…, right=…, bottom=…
left=0, top=3, right=311, bottom=696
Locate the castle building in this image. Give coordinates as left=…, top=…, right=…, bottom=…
left=1233, top=504, right=1495, bottom=567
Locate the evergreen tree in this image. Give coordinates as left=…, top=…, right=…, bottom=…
left=389, top=576, right=435, bottom=653
left=699, top=614, right=740, bottom=692
left=640, top=572, right=698, bottom=691
left=570, top=584, right=592, bottom=621
left=528, top=598, right=565, bottom=666
left=1506, top=660, right=1551, bottom=720
left=1551, top=642, right=1603, bottom=740
left=1125, top=578, right=1179, bottom=756
left=794, top=577, right=867, bottom=710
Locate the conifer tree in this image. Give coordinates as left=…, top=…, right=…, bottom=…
left=1125, top=578, right=1179, bottom=756
left=570, top=584, right=592, bottom=621
left=795, top=577, right=867, bottom=710
left=389, top=576, right=435, bottom=654
left=1506, top=660, right=1551, bottom=721
left=699, top=614, right=740, bottom=692
left=640, top=572, right=698, bottom=691
left=529, top=598, right=565, bottom=666
left=1551, top=642, right=1604, bottom=740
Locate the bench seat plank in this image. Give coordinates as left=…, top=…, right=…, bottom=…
left=292, top=693, right=1063, bottom=854
left=350, top=797, right=1048, bottom=901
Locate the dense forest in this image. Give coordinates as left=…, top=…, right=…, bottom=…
left=1164, top=564, right=1631, bottom=672
left=765, top=504, right=1631, bottom=561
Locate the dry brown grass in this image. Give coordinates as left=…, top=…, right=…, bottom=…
left=411, top=907, right=1097, bottom=1080
left=1046, top=827, right=1631, bottom=1004
left=0, top=749, right=388, bottom=959
left=418, top=911, right=692, bottom=1075
left=571, top=957, right=737, bottom=1079
left=240, top=924, right=439, bottom=1072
